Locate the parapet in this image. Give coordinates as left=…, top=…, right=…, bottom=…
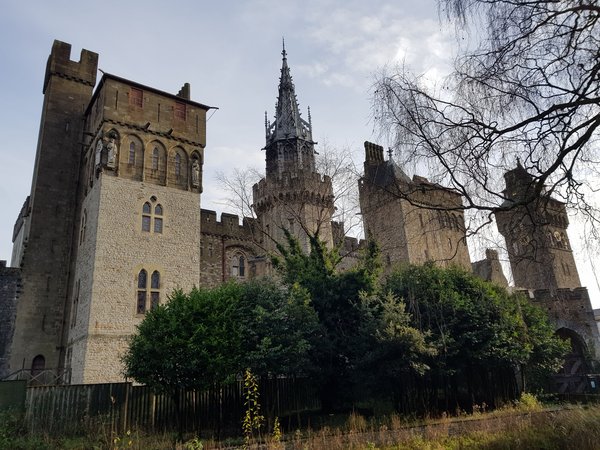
left=43, top=40, right=98, bottom=93
left=200, top=209, right=255, bottom=238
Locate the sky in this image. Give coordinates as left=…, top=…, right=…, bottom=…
left=0, top=0, right=598, bottom=306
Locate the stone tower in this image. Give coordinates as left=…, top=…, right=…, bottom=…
left=495, top=163, right=581, bottom=290
left=359, top=141, right=471, bottom=271
left=64, top=71, right=210, bottom=383
left=8, top=41, right=213, bottom=384
left=253, top=44, right=334, bottom=254
left=8, top=41, right=98, bottom=377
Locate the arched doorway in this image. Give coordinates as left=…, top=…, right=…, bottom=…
left=31, top=355, right=45, bottom=375
left=555, top=328, right=588, bottom=393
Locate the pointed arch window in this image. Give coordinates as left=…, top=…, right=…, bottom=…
left=136, top=269, right=161, bottom=313
left=129, top=142, right=136, bottom=165
left=175, top=153, right=181, bottom=178
left=239, top=256, right=245, bottom=277
left=142, top=202, right=152, bottom=232
left=141, top=198, right=164, bottom=234
left=137, top=269, right=147, bottom=314
left=150, top=271, right=160, bottom=309
left=154, top=204, right=163, bottom=233
left=152, top=147, right=159, bottom=170
left=231, top=254, right=246, bottom=278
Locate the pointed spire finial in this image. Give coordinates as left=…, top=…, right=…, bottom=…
left=282, top=37, right=287, bottom=60
left=387, top=147, right=394, bottom=160
left=265, top=111, right=269, bottom=136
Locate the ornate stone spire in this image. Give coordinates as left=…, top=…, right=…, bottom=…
left=266, top=42, right=313, bottom=146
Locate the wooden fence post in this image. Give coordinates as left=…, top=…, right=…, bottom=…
left=121, top=382, right=130, bottom=433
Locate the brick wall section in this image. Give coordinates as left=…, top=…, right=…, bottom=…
left=0, top=261, right=21, bottom=378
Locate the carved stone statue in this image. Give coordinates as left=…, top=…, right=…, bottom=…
left=106, top=137, right=117, bottom=169
left=192, top=159, right=200, bottom=187
left=94, top=138, right=104, bottom=167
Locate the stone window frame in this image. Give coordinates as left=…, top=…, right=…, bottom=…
left=136, top=267, right=163, bottom=315
left=231, top=253, right=246, bottom=278
left=152, top=147, right=160, bottom=171
left=141, top=197, right=164, bottom=234
left=129, top=142, right=136, bottom=165
left=175, top=153, right=182, bottom=178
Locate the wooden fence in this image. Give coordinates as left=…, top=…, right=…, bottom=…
left=25, top=378, right=320, bottom=436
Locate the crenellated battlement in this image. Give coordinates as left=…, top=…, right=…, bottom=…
left=43, top=40, right=98, bottom=93
left=200, top=209, right=257, bottom=238
left=252, top=171, right=334, bottom=212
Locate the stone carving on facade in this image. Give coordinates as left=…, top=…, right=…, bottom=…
left=191, top=159, right=200, bottom=187
left=94, top=137, right=104, bottom=168
left=106, top=135, right=118, bottom=169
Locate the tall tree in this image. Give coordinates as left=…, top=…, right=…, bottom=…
left=384, top=263, right=569, bottom=410
left=373, top=0, right=600, bottom=236
left=273, top=233, right=434, bottom=411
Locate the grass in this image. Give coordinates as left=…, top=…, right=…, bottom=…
left=2, top=397, right=600, bottom=449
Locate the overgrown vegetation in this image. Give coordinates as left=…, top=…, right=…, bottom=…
left=121, top=233, right=570, bottom=441
left=6, top=401, right=600, bottom=449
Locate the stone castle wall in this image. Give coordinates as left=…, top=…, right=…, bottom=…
left=68, top=175, right=202, bottom=383
left=0, top=262, right=20, bottom=378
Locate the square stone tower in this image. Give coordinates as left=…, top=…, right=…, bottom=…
left=495, top=162, right=581, bottom=290
left=8, top=41, right=214, bottom=384
left=359, top=141, right=471, bottom=271
left=8, top=41, right=98, bottom=377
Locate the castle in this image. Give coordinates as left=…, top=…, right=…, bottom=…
left=0, top=41, right=598, bottom=391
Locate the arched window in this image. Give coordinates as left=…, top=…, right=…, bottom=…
left=239, top=256, right=245, bottom=277
left=136, top=269, right=161, bottom=313
left=231, top=254, right=246, bottom=278
left=141, top=199, right=164, bottom=234
left=142, top=202, right=151, bottom=232
left=154, top=204, right=163, bottom=233
left=137, top=269, right=147, bottom=314
left=150, top=271, right=160, bottom=309
left=129, top=142, right=136, bottom=165
left=175, top=153, right=181, bottom=178
left=152, top=147, right=159, bottom=170
left=31, top=355, right=45, bottom=377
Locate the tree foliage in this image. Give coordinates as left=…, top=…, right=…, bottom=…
left=123, top=279, right=318, bottom=394
left=273, top=232, right=434, bottom=410
left=385, top=263, right=569, bottom=404
left=373, top=0, right=600, bottom=234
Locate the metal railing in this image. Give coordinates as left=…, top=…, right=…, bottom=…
left=2, top=368, right=71, bottom=386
